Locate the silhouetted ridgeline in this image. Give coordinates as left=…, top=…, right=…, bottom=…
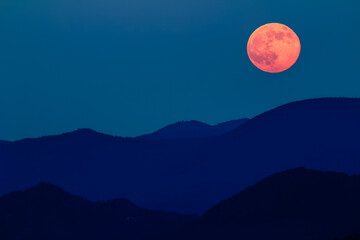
left=1, top=98, right=360, bottom=214
left=137, top=119, right=248, bottom=140
left=146, top=168, right=360, bottom=240
left=0, top=183, right=197, bottom=240
left=335, top=235, right=360, bottom=240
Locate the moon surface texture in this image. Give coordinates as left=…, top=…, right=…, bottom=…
left=247, top=23, right=301, bottom=73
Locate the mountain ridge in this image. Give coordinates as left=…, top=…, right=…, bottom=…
left=137, top=119, right=249, bottom=140
left=1, top=97, right=360, bottom=214
left=0, top=182, right=197, bottom=240
left=147, top=168, right=360, bottom=240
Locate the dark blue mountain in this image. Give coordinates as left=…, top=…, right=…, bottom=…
left=336, top=236, right=360, bottom=240
left=0, top=140, right=9, bottom=145
left=146, top=168, right=360, bottom=240
left=137, top=119, right=248, bottom=140
left=1, top=98, right=360, bottom=214
left=0, top=126, right=209, bottom=213
left=0, top=183, right=196, bottom=240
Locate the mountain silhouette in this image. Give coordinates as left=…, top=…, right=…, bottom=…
left=1, top=98, right=360, bottom=214
left=137, top=119, right=248, bottom=140
left=0, top=140, right=9, bottom=145
left=336, top=235, right=360, bottom=240
left=0, top=183, right=197, bottom=240
left=146, top=168, right=360, bottom=240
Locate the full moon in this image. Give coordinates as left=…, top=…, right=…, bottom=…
left=247, top=23, right=301, bottom=73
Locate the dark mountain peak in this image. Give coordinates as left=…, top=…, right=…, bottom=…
left=26, top=182, right=68, bottom=195
left=225, top=98, right=360, bottom=152
left=11, top=128, right=118, bottom=145
left=16, top=182, right=83, bottom=203
left=254, top=97, right=360, bottom=121
left=229, top=98, right=360, bottom=132
left=138, top=119, right=248, bottom=140
left=0, top=183, right=197, bottom=240
left=0, top=182, right=88, bottom=214
left=205, top=167, right=358, bottom=219
left=154, top=168, right=360, bottom=240
left=66, top=128, right=106, bottom=137
left=55, top=128, right=120, bottom=143
left=138, top=120, right=211, bottom=140
left=172, top=120, right=211, bottom=127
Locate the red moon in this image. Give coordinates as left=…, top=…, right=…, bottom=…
left=247, top=23, right=301, bottom=73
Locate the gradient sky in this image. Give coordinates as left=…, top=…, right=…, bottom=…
left=0, top=0, right=359, bottom=140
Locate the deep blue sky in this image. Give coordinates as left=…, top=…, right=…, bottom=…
left=0, top=0, right=359, bottom=140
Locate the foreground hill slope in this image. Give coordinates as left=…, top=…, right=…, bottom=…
left=336, top=236, right=360, bottom=240
left=0, top=183, right=197, bottom=240
left=1, top=98, right=360, bottom=214
left=147, top=168, right=360, bottom=240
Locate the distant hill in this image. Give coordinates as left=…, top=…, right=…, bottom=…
left=137, top=119, right=249, bottom=140
left=0, top=183, right=197, bottom=240
left=0, top=140, right=9, bottom=145
left=146, top=168, right=360, bottom=240
left=335, top=235, right=360, bottom=240
left=1, top=98, right=360, bottom=214
left=0, top=126, right=209, bottom=213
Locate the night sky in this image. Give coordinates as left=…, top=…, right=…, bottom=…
left=0, top=0, right=359, bottom=140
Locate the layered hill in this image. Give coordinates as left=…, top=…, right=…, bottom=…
left=137, top=119, right=248, bottom=140
left=336, top=236, right=360, bottom=240
left=147, top=168, right=360, bottom=240
left=0, top=183, right=196, bottom=240
left=1, top=98, right=360, bottom=214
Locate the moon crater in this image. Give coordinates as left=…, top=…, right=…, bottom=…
left=247, top=23, right=301, bottom=73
